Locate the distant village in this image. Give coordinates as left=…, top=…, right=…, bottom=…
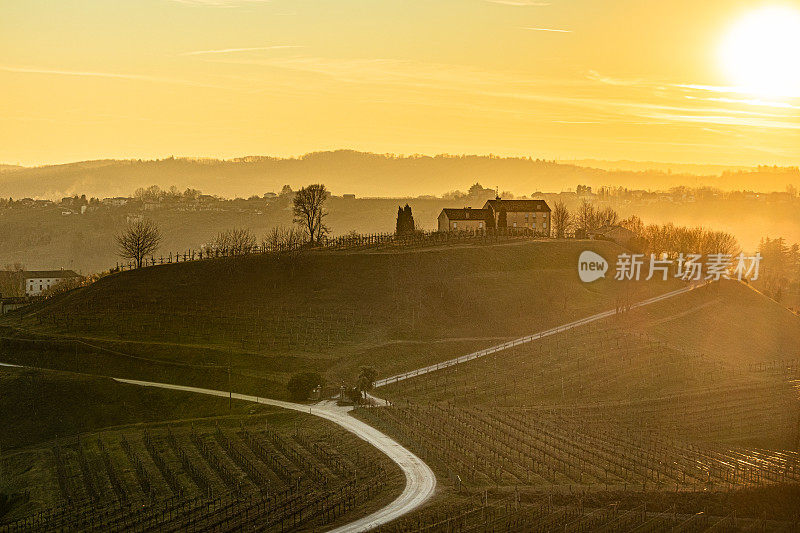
left=1, top=181, right=798, bottom=311
left=1, top=181, right=797, bottom=218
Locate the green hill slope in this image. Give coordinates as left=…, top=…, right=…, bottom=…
left=0, top=366, right=259, bottom=450
left=622, top=280, right=800, bottom=366
left=0, top=240, right=681, bottom=399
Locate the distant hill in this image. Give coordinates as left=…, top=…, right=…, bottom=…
left=560, top=159, right=753, bottom=175
left=1, top=151, right=797, bottom=200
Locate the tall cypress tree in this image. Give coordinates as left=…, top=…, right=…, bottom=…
left=498, top=207, right=507, bottom=229
left=403, top=204, right=415, bottom=232
left=395, top=206, right=404, bottom=234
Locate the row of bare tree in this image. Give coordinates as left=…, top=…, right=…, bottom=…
left=550, top=199, right=620, bottom=239
left=620, top=216, right=739, bottom=257
left=549, top=200, right=739, bottom=256
left=115, top=184, right=329, bottom=268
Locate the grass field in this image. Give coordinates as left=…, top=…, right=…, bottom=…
left=0, top=240, right=681, bottom=399
left=0, top=366, right=262, bottom=450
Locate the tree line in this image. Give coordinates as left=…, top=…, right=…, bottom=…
left=550, top=199, right=739, bottom=256
left=756, top=237, right=800, bottom=304
left=116, top=184, right=331, bottom=268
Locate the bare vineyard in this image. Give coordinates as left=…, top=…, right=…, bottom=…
left=360, top=403, right=799, bottom=488
left=379, top=320, right=799, bottom=444
left=0, top=418, right=401, bottom=532
left=355, top=312, right=800, bottom=530
left=371, top=488, right=800, bottom=532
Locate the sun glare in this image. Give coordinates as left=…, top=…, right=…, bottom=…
left=718, top=6, right=800, bottom=98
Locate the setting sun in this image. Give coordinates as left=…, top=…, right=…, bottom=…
left=719, top=6, right=800, bottom=98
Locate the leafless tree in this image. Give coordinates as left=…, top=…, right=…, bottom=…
left=575, top=200, right=597, bottom=232
left=595, top=206, right=619, bottom=227
left=292, top=184, right=329, bottom=245
left=263, top=226, right=306, bottom=253
left=620, top=215, right=644, bottom=235
left=212, top=228, right=257, bottom=255
left=550, top=200, right=572, bottom=238
left=116, top=219, right=162, bottom=268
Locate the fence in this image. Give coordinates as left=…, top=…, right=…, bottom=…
left=113, top=228, right=549, bottom=272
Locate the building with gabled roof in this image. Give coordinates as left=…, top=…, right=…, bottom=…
left=437, top=208, right=493, bottom=232
left=23, top=270, right=81, bottom=297
left=437, top=196, right=551, bottom=235
left=482, top=197, right=551, bottom=235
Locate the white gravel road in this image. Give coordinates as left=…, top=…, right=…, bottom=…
left=112, top=378, right=436, bottom=533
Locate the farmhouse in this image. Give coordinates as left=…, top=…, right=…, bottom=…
left=437, top=197, right=551, bottom=235
left=483, top=198, right=551, bottom=234
left=24, top=270, right=81, bottom=297
left=438, top=208, right=492, bottom=232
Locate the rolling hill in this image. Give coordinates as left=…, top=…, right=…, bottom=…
left=0, top=239, right=681, bottom=399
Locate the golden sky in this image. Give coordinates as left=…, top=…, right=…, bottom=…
left=1, top=0, right=799, bottom=167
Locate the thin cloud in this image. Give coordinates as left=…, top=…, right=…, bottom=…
left=587, top=70, right=643, bottom=87
left=180, top=45, right=302, bottom=56
left=684, top=95, right=800, bottom=110
left=0, top=65, right=231, bottom=90
left=169, top=0, right=271, bottom=6
left=522, top=26, right=571, bottom=33
left=487, top=1, right=551, bottom=6
left=0, top=66, right=158, bottom=81
left=676, top=83, right=800, bottom=100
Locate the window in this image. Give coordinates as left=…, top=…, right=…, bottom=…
left=453, top=222, right=457, bottom=228
left=532, top=223, right=536, bottom=228
left=543, top=222, right=547, bottom=228
left=542, top=212, right=548, bottom=218
left=513, top=222, right=517, bottom=227
left=479, top=221, right=484, bottom=228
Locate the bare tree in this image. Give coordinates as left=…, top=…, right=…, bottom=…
left=575, top=200, right=597, bottom=232
left=595, top=206, right=619, bottom=227
left=263, top=226, right=306, bottom=253
left=551, top=200, right=572, bottom=239
left=292, top=184, right=329, bottom=245
left=212, top=228, right=257, bottom=255
left=116, top=219, right=162, bottom=268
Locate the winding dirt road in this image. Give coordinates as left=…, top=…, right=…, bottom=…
left=0, top=361, right=435, bottom=533
left=112, top=378, right=436, bottom=533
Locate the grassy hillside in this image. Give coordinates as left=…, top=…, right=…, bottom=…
left=0, top=366, right=261, bottom=450
left=621, top=280, right=800, bottom=366
left=1, top=240, right=681, bottom=399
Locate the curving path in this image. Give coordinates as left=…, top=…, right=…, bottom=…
left=0, top=361, right=434, bottom=532
left=112, top=378, right=436, bottom=532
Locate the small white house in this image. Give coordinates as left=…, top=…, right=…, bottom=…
left=24, top=270, right=81, bottom=297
